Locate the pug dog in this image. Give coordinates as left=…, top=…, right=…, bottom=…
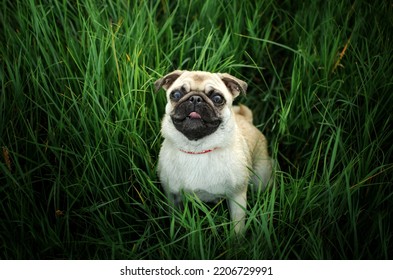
left=155, top=70, right=272, bottom=234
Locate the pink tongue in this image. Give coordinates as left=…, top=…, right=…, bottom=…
left=189, top=112, right=201, bottom=119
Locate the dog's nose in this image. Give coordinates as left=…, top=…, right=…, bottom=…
left=189, top=95, right=203, bottom=104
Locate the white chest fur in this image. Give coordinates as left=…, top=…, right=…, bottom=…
left=158, top=141, right=249, bottom=202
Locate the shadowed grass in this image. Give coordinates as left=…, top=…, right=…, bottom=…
left=1, top=0, right=392, bottom=259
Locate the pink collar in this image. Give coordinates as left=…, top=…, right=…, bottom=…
left=179, top=147, right=219, bottom=155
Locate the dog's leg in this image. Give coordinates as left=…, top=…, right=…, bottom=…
left=167, top=192, right=185, bottom=212
left=251, top=158, right=273, bottom=190
left=228, top=189, right=247, bottom=234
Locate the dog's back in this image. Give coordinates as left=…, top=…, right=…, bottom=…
left=234, top=105, right=272, bottom=189
left=233, top=104, right=253, bottom=123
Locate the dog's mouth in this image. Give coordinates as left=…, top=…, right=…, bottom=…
left=171, top=109, right=221, bottom=141
left=172, top=111, right=221, bottom=126
left=188, top=111, right=201, bottom=119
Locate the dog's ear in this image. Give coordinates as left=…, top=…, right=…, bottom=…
left=218, top=73, right=248, bottom=98
left=154, top=70, right=185, bottom=92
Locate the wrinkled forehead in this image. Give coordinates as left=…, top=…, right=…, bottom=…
left=172, top=72, right=225, bottom=93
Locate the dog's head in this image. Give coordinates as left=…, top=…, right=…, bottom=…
left=155, top=70, right=247, bottom=141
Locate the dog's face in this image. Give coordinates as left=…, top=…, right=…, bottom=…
left=155, top=70, right=247, bottom=141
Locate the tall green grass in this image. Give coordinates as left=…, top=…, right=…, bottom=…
left=1, top=0, right=392, bottom=259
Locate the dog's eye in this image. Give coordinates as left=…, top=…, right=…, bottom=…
left=170, top=90, right=183, bottom=101
left=211, top=94, right=224, bottom=105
